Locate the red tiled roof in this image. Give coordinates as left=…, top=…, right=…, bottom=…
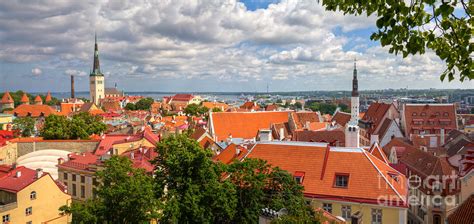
left=240, top=101, right=260, bottom=111
left=210, top=111, right=290, bottom=141
left=34, top=95, right=42, bottom=103
left=0, top=130, right=14, bottom=146
left=45, top=91, right=52, bottom=102
left=382, top=137, right=417, bottom=158
left=246, top=142, right=407, bottom=207
left=8, top=104, right=57, bottom=117
left=1, top=91, right=14, bottom=104
left=20, top=93, right=29, bottom=103
left=0, top=166, right=48, bottom=193
left=122, top=147, right=157, bottom=173
left=362, top=103, right=392, bottom=134
left=58, top=152, right=99, bottom=171
left=400, top=147, right=456, bottom=177
left=172, top=94, right=194, bottom=102
left=447, top=194, right=474, bottom=224
left=213, top=144, right=247, bottom=164
left=290, top=111, right=321, bottom=130
left=331, top=111, right=351, bottom=127
left=403, top=104, right=457, bottom=136
left=202, top=102, right=229, bottom=111
left=292, top=129, right=345, bottom=146
left=265, top=104, right=278, bottom=111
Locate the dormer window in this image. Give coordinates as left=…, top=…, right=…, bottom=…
left=443, top=112, right=449, bottom=117
left=420, top=112, right=426, bottom=116
left=294, top=171, right=305, bottom=184
left=388, top=172, right=399, bottom=183
left=334, top=174, right=349, bottom=188
left=412, top=112, right=417, bottom=116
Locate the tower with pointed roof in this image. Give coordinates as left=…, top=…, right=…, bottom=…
left=345, top=59, right=360, bottom=147
left=1, top=91, right=14, bottom=111
left=20, top=93, right=29, bottom=105
left=89, top=34, right=105, bottom=104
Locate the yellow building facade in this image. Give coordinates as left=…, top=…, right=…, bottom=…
left=0, top=114, right=13, bottom=130
left=310, top=199, right=407, bottom=223
left=0, top=168, right=71, bottom=224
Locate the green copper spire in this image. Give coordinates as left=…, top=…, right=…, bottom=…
left=90, top=33, right=103, bottom=76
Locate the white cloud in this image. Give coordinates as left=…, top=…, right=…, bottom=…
left=31, top=68, right=42, bottom=76
left=0, top=0, right=462, bottom=91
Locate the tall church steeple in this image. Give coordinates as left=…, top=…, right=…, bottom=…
left=352, top=59, right=358, bottom=97
left=91, top=33, right=103, bottom=76
left=346, top=58, right=360, bottom=148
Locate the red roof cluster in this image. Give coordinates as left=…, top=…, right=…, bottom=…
left=0, top=166, right=48, bottom=193
left=331, top=111, right=351, bottom=127
left=0, top=130, right=14, bottom=146
left=1, top=91, right=14, bottom=104
left=8, top=104, right=57, bottom=117
left=403, top=104, right=457, bottom=136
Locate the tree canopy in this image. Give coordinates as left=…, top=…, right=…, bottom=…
left=124, top=97, right=155, bottom=111
left=60, top=156, right=159, bottom=224
left=183, top=103, right=209, bottom=116
left=41, top=112, right=106, bottom=139
left=321, top=0, right=472, bottom=81
left=12, top=117, right=35, bottom=137
left=153, top=134, right=320, bottom=223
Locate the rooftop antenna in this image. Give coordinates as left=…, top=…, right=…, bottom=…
left=266, top=83, right=269, bottom=94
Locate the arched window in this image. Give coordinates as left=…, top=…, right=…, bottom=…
left=30, top=191, right=36, bottom=200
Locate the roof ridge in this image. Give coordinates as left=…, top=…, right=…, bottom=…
left=361, top=150, right=405, bottom=203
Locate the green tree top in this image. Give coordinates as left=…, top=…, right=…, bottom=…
left=322, top=0, right=472, bottom=81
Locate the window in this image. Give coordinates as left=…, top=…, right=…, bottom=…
left=342, top=205, right=351, bottom=219
left=25, top=207, right=32, bottom=216
left=72, top=174, right=76, bottom=182
left=30, top=191, right=36, bottom=200
left=334, top=174, right=349, bottom=188
left=81, top=175, right=85, bottom=183
left=412, top=112, right=417, bottom=116
left=371, top=209, right=382, bottom=224
left=26, top=221, right=32, bottom=224
left=443, top=112, right=449, bottom=117
left=81, top=186, right=85, bottom=198
left=2, top=214, right=10, bottom=223
left=63, top=172, right=68, bottom=180
left=323, top=203, right=332, bottom=213
left=420, top=112, right=426, bottom=116
left=72, top=183, right=77, bottom=196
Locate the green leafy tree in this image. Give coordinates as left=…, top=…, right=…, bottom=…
left=60, top=156, right=159, bottom=223
left=72, top=112, right=106, bottom=136
left=294, top=102, right=303, bottom=109
left=135, top=97, right=154, bottom=110
left=41, top=115, right=70, bottom=139
left=12, top=117, right=35, bottom=137
left=226, top=159, right=315, bottom=223
left=338, top=103, right=350, bottom=113
left=184, top=103, right=209, bottom=116
left=212, top=107, right=222, bottom=112
left=124, top=103, right=136, bottom=110
left=153, top=134, right=237, bottom=223
left=308, top=102, right=337, bottom=115
left=321, top=0, right=472, bottom=81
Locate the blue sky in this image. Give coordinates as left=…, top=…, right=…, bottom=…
left=0, top=0, right=471, bottom=93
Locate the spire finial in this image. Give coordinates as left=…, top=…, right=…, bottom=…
left=95, top=32, right=97, bottom=44
left=354, top=57, right=357, bottom=69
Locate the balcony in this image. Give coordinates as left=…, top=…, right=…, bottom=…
left=0, top=201, right=18, bottom=212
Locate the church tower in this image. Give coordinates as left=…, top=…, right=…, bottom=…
left=345, top=59, right=360, bottom=147
left=89, top=34, right=105, bottom=104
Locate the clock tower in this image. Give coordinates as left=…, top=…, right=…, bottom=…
left=90, top=34, right=105, bottom=104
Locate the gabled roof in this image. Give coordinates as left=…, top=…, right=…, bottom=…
left=447, top=194, right=474, bottom=224
left=58, top=152, right=99, bottom=172
left=79, top=102, right=104, bottom=115
left=290, top=111, right=320, bottom=130
left=202, top=102, right=229, bottom=111
left=382, top=137, right=416, bottom=158
left=102, top=101, right=121, bottom=112
left=270, top=122, right=291, bottom=140
left=0, top=166, right=48, bottom=193
left=265, top=104, right=278, bottom=111
left=400, top=147, right=456, bottom=177
left=331, top=111, right=351, bottom=127
left=446, top=138, right=473, bottom=157
left=240, top=101, right=260, bottom=111
left=292, top=129, right=345, bottom=146
left=368, top=142, right=389, bottom=164
left=1, top=91, right=14, bottom=104
left=210, top=111, right=290, bottom=141
left=9, top=104, right=57, bottom=117
left=172, top=94, right=194, bottom=102
left=34, top=95, right=42, bottom=103
left=362, top=103, right=392, bottom=134
left=245, top=142, right=407, bottom=207
left=403, top=104, right=457, bottom=135
left=213, top=144, right=248, bottom=164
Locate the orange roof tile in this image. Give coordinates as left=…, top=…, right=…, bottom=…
left=1, top=91, right=14, bottom=104
left=403, top=104, right=457, bottom=136
left=45, top=91, right=52, bottom=102
left=246, top=142, right=407, bottom=207
left=213, top=144, right=247, bottom=164
left=202, top=102, right=229, bottom=111
left=20, top=93, right=29, bottom=103
left=331, top=111, right=351, bottom=127
left=210, top=111, right=290, bottom=141
left=8, top=104, right=57, bottom=117
left=34, top=95, right=42, bottom=103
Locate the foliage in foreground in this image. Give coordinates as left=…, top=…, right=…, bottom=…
left=321, top=0, right=472, bottom=82
left=12, top=117, right=35, bottom=137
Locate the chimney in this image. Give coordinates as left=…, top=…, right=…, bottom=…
left=279, top=128, right=285, bottom=141
left=16, top=170, right=21, bottom=178
left=130, top=152, right=135, bottom=159
left=36, top=168, right=43, bottom=179
left=235, top=146, right=241, bottom=156
left=71, top=75, right=75, bottom=99
left=58, top=158, right=64, bottom=165
left=305, top=121, right=310, bottom=130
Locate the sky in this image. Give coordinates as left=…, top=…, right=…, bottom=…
left=0, top=0, right=471, bottom=93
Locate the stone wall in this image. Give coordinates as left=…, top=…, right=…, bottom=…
left=17, top=141, right=99, bottom=157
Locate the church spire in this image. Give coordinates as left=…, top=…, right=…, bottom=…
left=91, top=33, right=102, bottom=76
left=352, top=58, right=358, bottom=97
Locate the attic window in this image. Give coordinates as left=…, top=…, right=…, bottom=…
left=420, top=112, right=426, bottom=116
left=412, top=112, right=417, bottom=116
left=294, top=171, right=305, bottom=184
left=443, top=112, right=449, bottom=117
left=388, top=172, right=399, bottom=182
left=334, top=174, right=349, bottom=188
